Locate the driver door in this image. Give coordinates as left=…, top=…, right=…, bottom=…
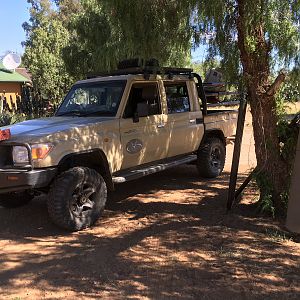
left=119, top=82, right=169, bottom=170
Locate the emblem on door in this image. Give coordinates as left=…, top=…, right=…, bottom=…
left=126, top=139, right=144, bottom=154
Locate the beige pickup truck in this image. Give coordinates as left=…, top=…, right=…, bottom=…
left=0, top=65, right=237, bottom=231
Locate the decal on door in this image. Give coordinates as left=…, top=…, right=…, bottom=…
left=126, top=139, right=143, bottom=154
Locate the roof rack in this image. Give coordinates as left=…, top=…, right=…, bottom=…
left=87, top=66, right=194, bottom=80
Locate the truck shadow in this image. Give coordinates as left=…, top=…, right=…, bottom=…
left=0, top=164, right=230, bottom=238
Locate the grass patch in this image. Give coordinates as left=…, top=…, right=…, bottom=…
left=265, top=228, right=293, bottom=243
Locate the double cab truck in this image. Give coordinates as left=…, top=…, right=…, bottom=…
left=0, top=64, right=237, bottom=231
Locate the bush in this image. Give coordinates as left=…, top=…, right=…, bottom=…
left=0, top=113, right=27, bottom=128
left=0, top=114, right=11, bottom=127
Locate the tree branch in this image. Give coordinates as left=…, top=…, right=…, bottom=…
left=266, top=71, right=286, bottom=96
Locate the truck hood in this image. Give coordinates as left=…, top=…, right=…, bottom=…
left=2, top=116, right=114, bottom=140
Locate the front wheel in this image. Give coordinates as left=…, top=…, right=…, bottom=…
left=0, top=191, right=34, bottom=208
left=197, top=137, right=226, bottom=178
left=47, top=167, right=107, bottom=231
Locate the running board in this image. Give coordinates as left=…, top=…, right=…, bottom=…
left=112, top=155, right=197, bottom=183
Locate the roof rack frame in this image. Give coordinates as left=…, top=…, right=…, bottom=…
left=87, top=66, right=194, bottom=80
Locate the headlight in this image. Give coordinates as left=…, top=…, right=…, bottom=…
left=12, top=146, right=29, bottom=165
left=12, top=143, right=53, bottom=165
left=31, top=143, right=53, bottom=160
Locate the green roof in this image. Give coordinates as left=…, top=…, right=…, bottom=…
left=0, top=62, right=29, bottom=83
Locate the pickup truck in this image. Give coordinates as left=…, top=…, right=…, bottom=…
left=0, top=64, right=237, bottom=231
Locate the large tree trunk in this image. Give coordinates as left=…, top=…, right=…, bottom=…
left=237, top=0, right=289, bottom=215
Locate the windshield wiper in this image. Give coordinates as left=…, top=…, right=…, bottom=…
left=79, top=111, right=114, bottom=117
left=56, top=111, right=82, bottom=117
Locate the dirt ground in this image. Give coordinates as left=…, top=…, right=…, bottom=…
left=0, top=112, right=299, bottom=300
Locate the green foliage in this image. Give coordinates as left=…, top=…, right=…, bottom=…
left=254, top=137, right=296, bottom=217
left=277, top=119, right=299, bottom=169
left=193, top=0, right=300, bottom=79
left=24, top=0, right=193, bottom=80
left=275, top=71, right=300, bottom=176
left=192, top=59, right=221, bottom=79
left=265, top=228, right=293, bottom=243
left=254, top=167, right=292, bottom=218
left=260, top=82, right=299, bottom=218
left=23, top=0, right=75, bottom=105
left=254, top=171, right=276, bottom=218
left=0, top=113, right=27, bottom=127
left=276, top=72, right=300, bottom=110
left=61, top=0, right=192, bottom=77
left=260, top=194, right=276, bottom=218
left=266, top=1, right=300, bottom=67
left=23, top=1, right=300, bottom=86
left=0, top=114, right=12, bottom=127
left=1, top=84, right=53, bottom=122
left=105, top=0, right=192, bottom=65
left=192, top=0, right=242, bottom=83
left=24, top=1, right=299, bottom=86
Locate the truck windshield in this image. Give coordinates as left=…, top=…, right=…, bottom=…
left=56, top=80, right=126, bottom=117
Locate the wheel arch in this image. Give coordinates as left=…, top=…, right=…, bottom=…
left=202, top=129, right=226, bottom=146
left=57, top=149, right=114, bottom=191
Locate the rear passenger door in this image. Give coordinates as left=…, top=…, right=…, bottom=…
left=163, top=81, right=204, bottom=157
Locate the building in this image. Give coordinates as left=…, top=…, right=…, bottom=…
left=0, top=62, right=31, bottom=109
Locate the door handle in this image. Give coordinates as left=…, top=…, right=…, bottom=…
left=157, top=124, right=165, bottom=128
left=124, top=129, right=137, bottom=134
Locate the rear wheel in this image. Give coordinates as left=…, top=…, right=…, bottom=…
left=47, top=167, right=107, bottom=231
left=0, top=191, right=34, bottom=208
left=197, top=137, right=226, bottom=178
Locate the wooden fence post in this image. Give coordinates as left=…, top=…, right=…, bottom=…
left=227, top=95, right=247, bottom=210
left=286, top=129, right=300, bottom=233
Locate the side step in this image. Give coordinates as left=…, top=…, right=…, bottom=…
left=112, top=155, right=197, bottom=183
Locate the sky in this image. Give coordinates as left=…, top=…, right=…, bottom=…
left=0, top=0, right=30, bottom=56
left=0, top=1, right=205, bottom=61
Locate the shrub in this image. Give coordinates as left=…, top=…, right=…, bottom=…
left=0, top=113, right=27, bottom=127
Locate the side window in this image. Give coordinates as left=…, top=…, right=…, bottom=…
left=164, top=82, right=191, bottom=114
left=123, top=83, right=161, bottom=118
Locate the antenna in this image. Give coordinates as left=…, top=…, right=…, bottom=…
left=2, top=53, right=21, bottom=70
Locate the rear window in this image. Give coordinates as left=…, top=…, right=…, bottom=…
left=164, top=82, right=190, bottom=114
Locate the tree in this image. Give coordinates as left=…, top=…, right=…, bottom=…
left=23, top=0, right=74, bottom=105
left=62, top=0, right=193, bottom=77
left=193, top=0, right=300, bottom=214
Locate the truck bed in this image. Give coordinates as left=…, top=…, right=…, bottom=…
left=204, top=109, right=238, bottom=138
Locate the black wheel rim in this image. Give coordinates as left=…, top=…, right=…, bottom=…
left=70, top=183, right=97, bottom=218
left=210, top=146, right=222, bottom=169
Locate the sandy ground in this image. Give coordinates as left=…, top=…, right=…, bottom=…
left=0, top=112, right=299, bottom=300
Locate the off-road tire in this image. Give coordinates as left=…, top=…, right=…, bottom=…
left=197, top=137, right=226, bottom=178
left=47, top=167, right=107, bottom=231
left=0, top=191, right=34, bottom=208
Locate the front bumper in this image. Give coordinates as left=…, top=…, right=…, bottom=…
left=0, top=167, right=57, bottom=194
